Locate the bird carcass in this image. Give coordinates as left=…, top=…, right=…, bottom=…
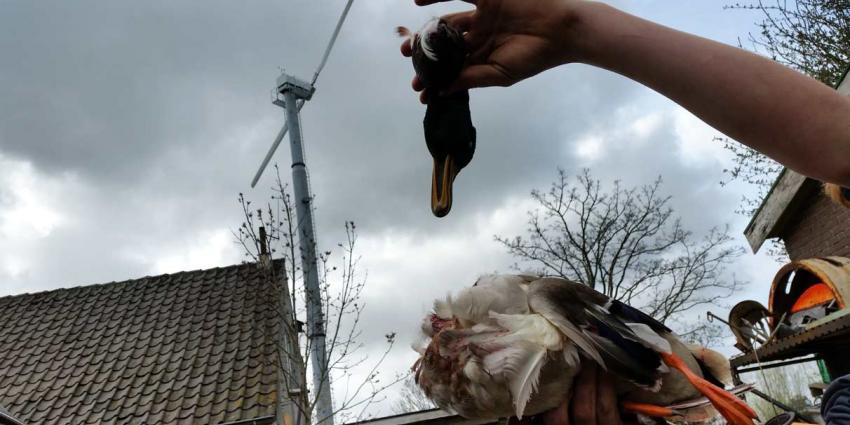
left=412, top=275, right=757, bottom=425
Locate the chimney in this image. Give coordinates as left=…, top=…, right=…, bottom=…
left=259, top=226, right=271, bottom=268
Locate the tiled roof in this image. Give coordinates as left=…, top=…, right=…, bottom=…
left=1, top=404, right=27, bottom=425
left=0, top=261, right=292, bottom=425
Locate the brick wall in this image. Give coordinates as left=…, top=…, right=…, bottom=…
left=782, top=190, right=850, bottom=260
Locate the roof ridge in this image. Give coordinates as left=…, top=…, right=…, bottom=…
left=0, top=258, right=285, bottom=302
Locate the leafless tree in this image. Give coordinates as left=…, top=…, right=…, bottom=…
left=718, top=0, right=849, bottom=258
left=496, top=169, right=744, bottom=328
left=391, top=376, right=436, bottom=414
left=236, top=165, right=403, bottom=425
left=728, top=0, right=849, bottom=87
left=740, top=362, right=822, bottom=420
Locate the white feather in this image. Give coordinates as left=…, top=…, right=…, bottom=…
left=482, top=342, right=547, bottom=419
left=434, top=293, right=453, bottom=319
left=511, top=348, right=546, bottom=419
left=448, top=279, right=529, bottom=326
left=489, top=312, right=562, bottom=350
left=562, top=343, right=580, bottom=369
left=417, top=18, right=440, bottom=61
left=412, top=335, right=430, bottom=355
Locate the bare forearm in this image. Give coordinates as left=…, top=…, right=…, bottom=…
left=571, top=2, right=850, bottom=185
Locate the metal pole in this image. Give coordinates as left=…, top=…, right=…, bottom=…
left=749, top=388, right=816, bottom=423
left=283, top=89, right=334, bottom=425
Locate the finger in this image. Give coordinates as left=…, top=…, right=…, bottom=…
left=441, top=11, right=475, bottom=33
left=400, top=38, right=413, bottom=57
left=446, top=63, right=514, bottom=92
left=415, top=0, right=476, bottom=5
left=412, top=76, right=424, bottom=92
left=571, top=365, right=598, bottom=425
left=595, top=370, right=622, bottom=425
left=541, top=398, right=570, bottom=425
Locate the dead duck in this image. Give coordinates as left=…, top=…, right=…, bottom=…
left=413, top=274, right=757, bottom=424
left=398, top=19, right=476, bottom=217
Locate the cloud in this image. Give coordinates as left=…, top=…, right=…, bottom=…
left=0, top=0, right=779, bottom=418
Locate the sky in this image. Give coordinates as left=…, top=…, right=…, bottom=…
left=0, top=0, right=787, bottom=419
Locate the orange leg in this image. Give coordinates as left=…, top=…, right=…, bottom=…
left=621, top=401, right=682, bottom=418
left=660, top=352, right=757, bottom=425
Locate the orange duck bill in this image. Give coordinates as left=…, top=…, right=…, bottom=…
left=431, top=155, right=458, bottom=217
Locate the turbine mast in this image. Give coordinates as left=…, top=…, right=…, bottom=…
left=276, top=74, right=334, bottom=425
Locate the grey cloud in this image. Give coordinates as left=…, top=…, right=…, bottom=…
left=0, top=0, right=776, bottom=416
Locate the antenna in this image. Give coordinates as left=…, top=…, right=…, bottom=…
left=250, top=2, right=355, bottom=424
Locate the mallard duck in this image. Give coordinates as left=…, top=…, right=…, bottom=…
left=412, top=275, right=757, bottom=424
left=398, top=19, right=476, bottom=217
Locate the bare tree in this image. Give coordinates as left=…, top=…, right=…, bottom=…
left=740, top=363, right=822, bottom=420
left=718, top=0, right=849, bottom=258
left=391, top=376, right=436, bottom=414
left=728, top=0, right=849, bottom=87
left=496, top=169, right=744, bottom=328
left=236, top=165, right=403, bottom=424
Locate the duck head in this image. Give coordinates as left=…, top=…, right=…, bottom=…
left=400, top=19, right=476, bottom=217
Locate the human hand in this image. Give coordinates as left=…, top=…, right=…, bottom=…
left=509, top=363, right=637, bottom=425
left=400, top=0, right=587, bottom=102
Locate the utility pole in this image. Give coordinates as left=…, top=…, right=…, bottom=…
left=274, top=73, right=334, bottom=425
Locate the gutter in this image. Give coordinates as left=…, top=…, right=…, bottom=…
left=218, top=416, right=276, bottom=425
left=0, top=407, right=26, bottom=425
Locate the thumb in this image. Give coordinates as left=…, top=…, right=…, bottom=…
left=446, top=63, right=514, bottom=92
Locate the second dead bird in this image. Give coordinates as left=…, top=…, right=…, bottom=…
left=399, top=19, right=476, bottom=217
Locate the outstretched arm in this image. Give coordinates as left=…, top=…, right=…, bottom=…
left=402, top=0, right=850, bottom=186
left=576, top=2, right=850, bottom=186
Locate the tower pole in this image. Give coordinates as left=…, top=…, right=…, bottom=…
left=282, top=84, right=334, bottom=425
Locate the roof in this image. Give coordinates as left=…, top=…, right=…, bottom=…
left=0, top=405, right=26, bottom=425
left=744, top=65, right=850, bottom=252
left=0, top=261, right=292, bottom=425
left=348, top=409, right=491, bottom=425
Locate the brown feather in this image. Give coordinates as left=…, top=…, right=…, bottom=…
left=824, top=183, right=850, bottom=208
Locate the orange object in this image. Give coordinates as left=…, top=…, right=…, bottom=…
left=621, top=401, right=679, bottom=417
left=790, top=283, right=836, bottom=313
left=660, top=352, right=758, bottom=425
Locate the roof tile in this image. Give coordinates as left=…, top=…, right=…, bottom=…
left=0, top=261, right=292, bottom=424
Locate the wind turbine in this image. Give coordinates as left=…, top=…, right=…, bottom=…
left=250, top=1, right=355, bottom=424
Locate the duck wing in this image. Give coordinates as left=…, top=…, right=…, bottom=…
left=527, top=277, right=666, bottom=389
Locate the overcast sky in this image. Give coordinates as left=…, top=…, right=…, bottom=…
left=1, top=0, right=785, bottom=419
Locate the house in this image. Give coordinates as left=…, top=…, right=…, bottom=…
left=0, top=260, right=304, bottom=425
